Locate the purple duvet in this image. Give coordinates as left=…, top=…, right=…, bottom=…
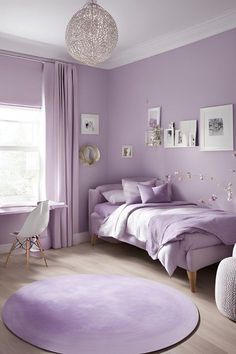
left=98, top=202, right=236, bottom=275
left=146, top=209, right=236, bottom=257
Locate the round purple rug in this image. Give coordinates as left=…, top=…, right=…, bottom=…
left=2, top=275, right=199, bottom=354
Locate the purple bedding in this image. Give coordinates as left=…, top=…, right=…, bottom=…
left=98, top=202, right=236, bottom=275
left=94, top=202, right=120, bottom=218
left=147, top=209, right=236, bottom=259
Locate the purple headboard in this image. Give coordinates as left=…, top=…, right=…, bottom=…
left=89, top=183, right=122, bottom=212
left=88, top=184, right=122, bottom=233
left=88, top=177, right=158, bottom=234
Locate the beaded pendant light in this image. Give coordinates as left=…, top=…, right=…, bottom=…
left=65, top=0, right=118, bottom=66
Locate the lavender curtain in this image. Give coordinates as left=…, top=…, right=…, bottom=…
left=43, top=62, right=79, bottom=248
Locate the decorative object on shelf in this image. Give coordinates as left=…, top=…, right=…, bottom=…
left=171, top=120, right=197, bottom=147
left=164, top=128, right=174, bottom=148
left=145, top=126, right=162, bottom=146
left=179, top=120, right=197, bottom=147
left=65, top=0, right=118, bottom=66
left=145, top=106, right=162, bottom=147
left=200, top=104, right=233, bottom=151
left=174, top=129, right=184, bottom=147
left=81, top=114, right=99, bottom=135
left=148, top=107, right=161, bottom=128
left=121, top=145, right=133, bottom=158
left=168, top=122, right=175, bottom=130
left=79, top=145, right=100, bottom=165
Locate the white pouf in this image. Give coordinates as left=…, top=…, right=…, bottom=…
left=233, top=245, right=236, bottom=258
left=215, top=257, right=236, bottom=321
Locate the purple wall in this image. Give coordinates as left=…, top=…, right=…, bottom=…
left=78, top=65, right=108, bottom=231
left=0, top=56, right=43, bottom=244
left=0, top=55, right=43, bottom=107
left=0, top=56, right=108, bottom=241
left=1, top=28, right=236, bottom=243
left=107, top=28, right=236, bottom=212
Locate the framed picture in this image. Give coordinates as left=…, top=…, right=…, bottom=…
left=145, top=128, right=161, bottom=147
left=200, top=104, right=233, bottom=151
left=175, top=129, right=184, bottom=147
left=148, top=107, right=161, bottom=128
left=164, top=128, right=174, bottom=148
left=179, top=120, right=197, bottom=147
left=81, top=114, right=99, bottom=135
left=122, top=145, right=133, bottom=158
left=145, top=130, right=154, bottom=147
left=168, top=122, right=175, bottom=130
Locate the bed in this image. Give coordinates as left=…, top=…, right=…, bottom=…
left=89, top=179, right=235, bottom=292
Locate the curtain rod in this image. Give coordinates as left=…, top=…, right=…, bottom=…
left=0, top=49, right=78, bottom=66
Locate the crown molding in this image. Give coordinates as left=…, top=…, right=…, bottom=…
left=0, top=32, right=77, bottom=64
left=99, top=8, right=236, bottom=69
left=1, top=8, right=236, bottom=69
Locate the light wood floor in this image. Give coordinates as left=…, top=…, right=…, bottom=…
left=0, top=241, right=235, bottom=354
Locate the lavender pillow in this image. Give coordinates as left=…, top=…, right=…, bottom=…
left=122, top=178, right=157, bottom=204
left=138, top=183, right=171, bottom=204
left=102, top=190, right=126, bottom=205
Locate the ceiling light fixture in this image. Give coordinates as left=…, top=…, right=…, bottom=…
left=65, top=0, right=118, bottom=66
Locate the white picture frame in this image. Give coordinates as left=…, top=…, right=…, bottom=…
left=174, top=129, right=185, bottom=147
left=145, top=130, right=154, bottom=147
left=148, top=107, right=161, bottom=128
left=164, top=128, right=174, bottom=148
left=200, top=104, right=233, bottom=151
left=121, top=145, right=133, bottom=158
left=145, top=128, right=161, bottom=147
left=179, top=120, right=197, bottom=147
left=81, top=114, right=99, bottom=135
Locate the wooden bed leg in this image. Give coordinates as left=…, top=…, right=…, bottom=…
left=91, top=234, right=98, bottom=246
left=187, top=271, right=197, bottom=293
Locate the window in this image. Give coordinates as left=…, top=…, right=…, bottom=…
left=0, top=105, right=45, bottom=206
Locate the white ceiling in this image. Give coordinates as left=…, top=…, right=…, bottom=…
left=1, top=0, right=236, bottom=69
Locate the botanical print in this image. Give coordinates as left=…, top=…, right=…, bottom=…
left=147, top=127, right=162, bottom=146
left=149, top=117, right=158, bottom=128
left=81, top=114, right=99, bottom=135
left=208, top=118, right=224, bottom=136
left=122, top=145, right=133, bottom=158
left=176, top=130, right=183, bottom=144
left=85, top=119, right=95, bottom=132
left=148, top=107, right=161, bottom=128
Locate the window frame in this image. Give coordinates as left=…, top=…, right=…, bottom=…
left=0, top=104, right=45, bottom=206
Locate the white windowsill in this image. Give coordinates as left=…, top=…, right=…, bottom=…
left=0, top=201, right=66, bottom=215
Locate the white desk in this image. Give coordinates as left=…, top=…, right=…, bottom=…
left=0, top=202, right=66, bottom=249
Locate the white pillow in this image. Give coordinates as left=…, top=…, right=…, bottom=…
left=102, top=190, right=126, bottom=204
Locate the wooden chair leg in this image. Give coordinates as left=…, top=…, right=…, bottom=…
left=187, top=271, right=197, bottom=293
left=5, top=239, right=17, bottom=267
left=35, top=237, right=48, bottom=267
left=91, top=234, right=98, bottom=246
left=26, top=238, right=30, bottom=270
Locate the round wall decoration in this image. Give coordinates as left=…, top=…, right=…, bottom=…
left=79, top=144, right=100, bottom=165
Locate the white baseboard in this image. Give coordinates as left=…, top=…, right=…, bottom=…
left=0, top=232, right=90, bottom=254
left=0, top=243, right=11, bottom=254
left=0, top=243, right=25, bottom=255
left=73, top=232, right=90, bottom=245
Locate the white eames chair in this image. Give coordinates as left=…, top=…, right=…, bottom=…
left=5, top=200, right=50, bottom=269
